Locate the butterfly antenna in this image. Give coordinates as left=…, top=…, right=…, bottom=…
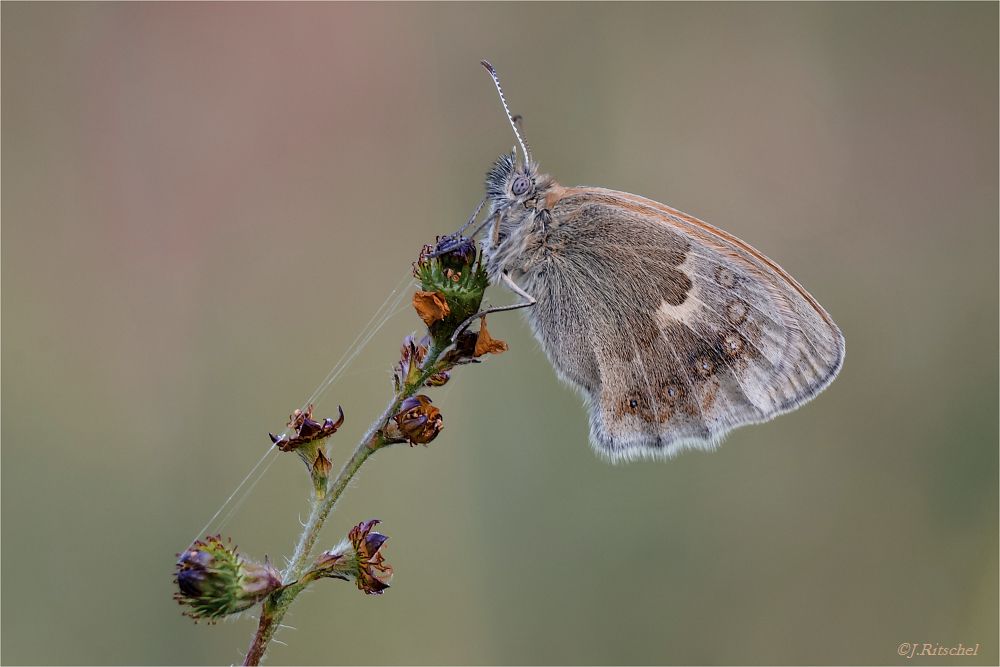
left=481, top=60, right=532, bottom=166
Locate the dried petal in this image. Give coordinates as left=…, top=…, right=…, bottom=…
left=473, top=318, right=508, bottom=357
left=412, top=291, right=450, bottom=326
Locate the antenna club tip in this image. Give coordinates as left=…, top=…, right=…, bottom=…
left=481, top=60, right=495, bottom=74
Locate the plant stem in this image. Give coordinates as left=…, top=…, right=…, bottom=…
left=242, top=340, right=448, bottom=666
left=243, top=597, right=278, bottom=666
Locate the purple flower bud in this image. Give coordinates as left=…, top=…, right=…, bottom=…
left=173, top=536, right=283, bottom=624
left=437, top=237, right=478, bottom=272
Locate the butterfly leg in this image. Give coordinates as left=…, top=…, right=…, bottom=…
left=427, top=196, right=493, bottom=258
left=450, top=272, right=536, bottom=342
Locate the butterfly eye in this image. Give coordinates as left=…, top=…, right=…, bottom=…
left=511, top=176, right=531, bottom=196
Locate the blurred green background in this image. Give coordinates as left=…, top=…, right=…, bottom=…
left=3, top=3, right=997, bottom=665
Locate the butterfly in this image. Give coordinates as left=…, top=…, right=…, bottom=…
left=441, top=61, right=844, bottom=462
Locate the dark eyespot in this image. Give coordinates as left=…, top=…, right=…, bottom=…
left=512, top=176, right=530, bottom=196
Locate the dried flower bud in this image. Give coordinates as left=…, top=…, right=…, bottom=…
left=311, top=520, right=392, bottom=595
left=396, top=334, right=429, bottom=386
left=312, top=448, right=332, bottom=481
left=174, top=536, right=282, bottom=623
left=269, top=404, right=345, bottom=496
left=269, top=404, right=345, bottom=452
left=394, top=334, right=452, bottom=388
left=391, top=395, right=443, bottom=446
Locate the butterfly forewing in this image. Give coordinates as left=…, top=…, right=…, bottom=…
left=516, top=188, right=844, bottom=461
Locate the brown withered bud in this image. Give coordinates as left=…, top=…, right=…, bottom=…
left=270, top=404, right=345, bottom=452
left=391, top=395, right=443, bottom=446
left=395, top=333, right=452, bottom=388
left=270, top=404, right=345, bottom=495
left=311, top=520, right=392, bottom=595
left=312, top=448, right=333, bottom=480
left=437, top=236, right=477, bottom=273
left=412, top=291, right=450, bottom=327
left=401, top=334, right=430, bottom=364
left=350, top=519, right=392, bottom=594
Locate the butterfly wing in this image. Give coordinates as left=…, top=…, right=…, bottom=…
left=517, top=187, right=844, bottom=462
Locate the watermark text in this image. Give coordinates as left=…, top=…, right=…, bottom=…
left=898, top=643, right=979, bottom=658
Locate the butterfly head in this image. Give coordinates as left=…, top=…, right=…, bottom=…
left=480, top=145, right=559, bottom=281
left=485, top=148, right=544, bottom=210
